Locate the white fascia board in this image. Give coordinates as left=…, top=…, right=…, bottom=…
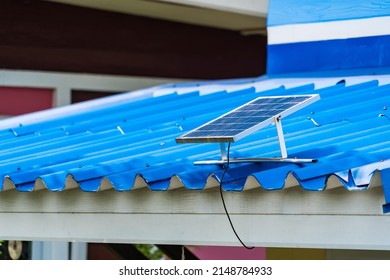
left=268, top=16, right=390, bottom=45
left=162, top=0, right=268, bottom=17
left=0, top=69, right=177, bottom=92
left=1, top=213, right=390, bottom=250
left=0, top=186, right=388, bottom=249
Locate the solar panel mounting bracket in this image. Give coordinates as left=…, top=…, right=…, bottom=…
left=193, top=115, right=317, bottom=165
left=193, top=157, right=318, bottom=165
left=176, top=94, right=321, bottom=165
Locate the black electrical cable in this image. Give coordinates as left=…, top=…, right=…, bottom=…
left=219, top=142, right=255, bottom=250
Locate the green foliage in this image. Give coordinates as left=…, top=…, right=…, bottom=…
left=0, top=241, right=5, bottom=260
left=135, top=244, right=164, bottom=260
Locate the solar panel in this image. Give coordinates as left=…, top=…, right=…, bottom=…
left=176, top=94, right=320, bottom=144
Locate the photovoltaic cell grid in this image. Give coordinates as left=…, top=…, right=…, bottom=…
left=176, top=95, right=320, bottom=143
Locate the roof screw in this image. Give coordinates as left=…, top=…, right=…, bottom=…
left=307, top=117, right=320, bottom=127
left=160, top=142, right=166, bottom=146
left=384, top=106, right=388, bottom=110
left=176, top=124, right=183, bottom=131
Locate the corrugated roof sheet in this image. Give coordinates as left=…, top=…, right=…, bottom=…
left=1, top=74, right=390, bottom=209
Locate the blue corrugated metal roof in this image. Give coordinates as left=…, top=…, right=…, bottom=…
left=1, top=74, right=390, bottom=210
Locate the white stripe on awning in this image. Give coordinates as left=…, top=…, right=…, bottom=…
left=268, top=16, right=390, bottom=45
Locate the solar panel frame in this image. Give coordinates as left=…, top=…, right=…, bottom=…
left=176, top=94, right=320, bottom=143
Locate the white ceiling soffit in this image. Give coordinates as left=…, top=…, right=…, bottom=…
left=46, top=0, right=267, bottom=33
left=162, top=0, right=268, bottom=17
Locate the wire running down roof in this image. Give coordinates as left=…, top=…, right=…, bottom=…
left=0, top=74, right=390, bottom=211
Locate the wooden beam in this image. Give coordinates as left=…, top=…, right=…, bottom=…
left=107, top=244, right=148, bottom=260
left=0, top=1, right=266, bottom=79
left=157, top=245, right=198, bottom=260
left=47, top=0, right=267, bottom=30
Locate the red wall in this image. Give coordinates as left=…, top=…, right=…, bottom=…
left=189, top=246, right=266, bottom=260
left=0, top=87, right=53, bottom=115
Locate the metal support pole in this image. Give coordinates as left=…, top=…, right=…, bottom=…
left=274, top=116, right=288, bottom=158
left=219, top=143, right=227, bottom=160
